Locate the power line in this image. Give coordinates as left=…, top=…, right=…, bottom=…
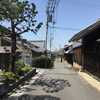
left=67, top=0, right=100, bottom=9
left=46, top=0, right=60, bottom=52
left=49, top=26, right=81, bottom=31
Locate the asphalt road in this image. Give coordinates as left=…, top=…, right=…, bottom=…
left=7, top=58, right=100, bottom=100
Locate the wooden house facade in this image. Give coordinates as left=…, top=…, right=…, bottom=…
left=72, top=42, right=84, bottom=71
left=69, top=21, right=100, bottom=76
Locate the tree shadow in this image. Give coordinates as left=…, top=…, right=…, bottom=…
left=23, top=87, right=36, bottom=92
left=32, top=77, right=71, bottom=93
left=9, top=94, right=61, bottom=100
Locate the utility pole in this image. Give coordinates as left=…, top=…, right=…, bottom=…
left=50, top=21, right=55, bottom=52
left=45, top=7, right=49, bottom=55
left=45, top=0, right=60, bottom=55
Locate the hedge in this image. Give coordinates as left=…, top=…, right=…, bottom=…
left=32, top=55, right=54, bottom=69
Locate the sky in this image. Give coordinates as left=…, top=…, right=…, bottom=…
left=22, top=0, right=100, bottom=50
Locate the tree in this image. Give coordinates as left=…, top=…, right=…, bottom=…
left=0, top=0, right=42, bottom=73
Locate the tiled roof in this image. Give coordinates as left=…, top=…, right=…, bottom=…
left=69, top=21, right=100, bottom=42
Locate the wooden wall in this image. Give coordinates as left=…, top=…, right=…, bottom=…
left=73, top=47, right=83, bottom=71
left=82, top=33, right=100, bottom=77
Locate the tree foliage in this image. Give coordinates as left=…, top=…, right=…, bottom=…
left=0, top=0, right=43, bottom=72
left=0, top=0, right=42, bottom=34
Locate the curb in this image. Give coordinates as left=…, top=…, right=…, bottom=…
left=79, top=71, right=100, bottom=91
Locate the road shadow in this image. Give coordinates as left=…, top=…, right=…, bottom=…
left=24, top=87, right=36, bottom=92
left=32, top=77, right=71, bottom=93
left=7, top=94, right=60, bottom=100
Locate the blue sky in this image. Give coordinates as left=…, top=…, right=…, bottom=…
left=22, top=0, right=100, bottom=50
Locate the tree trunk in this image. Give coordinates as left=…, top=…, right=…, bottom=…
left=11, top=20, right=16, bottom=73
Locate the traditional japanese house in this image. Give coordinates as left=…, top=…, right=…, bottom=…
left=69, top=20, right=100, bottom=76
left=71, top=41, right=83, bottom=71
left=64, top=44, right=73, bottom=65
left=0, top=25, right=45, bottom=70
left=30, top=40, right=46, bottom=57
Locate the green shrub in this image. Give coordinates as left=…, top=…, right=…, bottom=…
left=15, top=59, right=25, bottom=67
left=0, top=71, right=19, bottom=84
left=15, top=60, right=32, bottom=76
left=32, top=55, right=54, bottom=69
left=17, top=65, right=32, bottom=76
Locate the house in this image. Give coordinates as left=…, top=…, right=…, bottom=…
left=30, top=40, right=46, bottom=48
left=71, top=41, right=83, bottom=71
left=17, top=39, right=33, bottom=66
left=64, top=44, right=73, bottom=65
left=0, top=25, right=45, bottom=70
left=0, top=37, right=21, bottom=70
left=21, top=39, right=46, bottom=65
left=30, top=40, right=46, bottom=57
left=69, top=20, right=100, bottom=76
left=0, top=35, right=33, bottom=69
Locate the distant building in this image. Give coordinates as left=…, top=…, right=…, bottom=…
left=30, top=40, right=46, bottom=56
left=64, top=44, right=73, bottom=65
left=30, top=40, right=46, bottom=50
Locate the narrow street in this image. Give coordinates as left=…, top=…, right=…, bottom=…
left=7, top=58, right=100, bottom=100
left=1, top=1, right=100, bottom=100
